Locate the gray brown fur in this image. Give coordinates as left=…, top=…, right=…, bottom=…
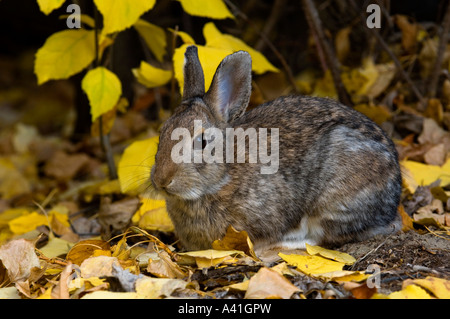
left=151, top=46, right=402, bottom=251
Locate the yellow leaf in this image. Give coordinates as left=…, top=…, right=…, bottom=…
left=387, top=284, right=433, bottom=299
left=0, top=208, right=30, bottom=228
left=178, top=249, right=243, bottom=268
left=305, top=243, right=356, bottom=265
left=66, top=239, right=111, bottom=266
left=312, top=69, right=338, bottom=99
left=176, top=0, right=234, bottom=19
left=94, top=0, right=156, bottom=35
left=174, top=44, right=231, bottom=95
left=81, top=66, right=122, bottom=122
left=203, top=22, right=279, bottom=74
left=173, top=29, right=196, bottom=44
left=278, top=253, right=345, bottom=276
left=318, top=270, right=369, bottom=282
left=132, top=197, right=166, bottom=224
left=354, top=104, right=392, bottom=126
left=8, top=212, right=48, bottom=235
left=35, top=29, right=95, bottom=85
left=134, top=20, right=167, bottom=62
left=118, top=136, right=159, bottom=194
left=37, top=0, right=65, bottom=15
left=401, top=159, right=450, bottom=193
left=403, top=277, right=450, bottom=299
left=132, top=61, right=172, bottom=88
left=39, top=236, right=74, bottom=258
left=139, top=207, right=174, bottom=232
left=69, top=277, right=106, bottom=292
left=212, top=225, right=258, bottom=260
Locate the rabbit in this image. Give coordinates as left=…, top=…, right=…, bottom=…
left=150, top=45, right=402, bottom=252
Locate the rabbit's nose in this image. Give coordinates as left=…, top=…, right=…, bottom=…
left=152, top=171, right=173, bottom=190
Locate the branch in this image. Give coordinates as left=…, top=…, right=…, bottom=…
left=427, top=1, right=450, bottom=98
left=225, top=0, right=298, bottom=92
left=93, top=5, right=117, bottom=180
left=301, top=0, right=353, bottom=107
left=348, top=0, right=424, bottom=103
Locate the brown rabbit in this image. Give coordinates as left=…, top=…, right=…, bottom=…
left=151, top=45, right=402, bottom=252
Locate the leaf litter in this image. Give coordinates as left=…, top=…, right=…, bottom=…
left=1, top=5, right=450, bottom=300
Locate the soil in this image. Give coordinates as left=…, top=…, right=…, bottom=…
left=340, top=230, right=450, bottom=293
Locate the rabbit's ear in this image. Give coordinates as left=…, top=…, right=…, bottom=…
left=204, top=51, right=252, bottom=123
left=183, top=46, right=205, bottom=100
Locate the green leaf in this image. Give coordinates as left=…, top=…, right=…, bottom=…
left=34, top=29, right=95, bottom=85
left=132, top=61, right=172, bottom=88
left=134, top=19, right=167, bottom=62
left=94, top=0, right=156, bottom=35
left=176, top=0, right=234, bottom=19
left=81, top=67, right=122, bottom=122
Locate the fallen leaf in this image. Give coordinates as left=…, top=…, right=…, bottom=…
left=279, top=253, right=345, bottom=276
left=403, top=276, right=450, bottom=299
left=138, top=207, right=174, bottom=233
left=135, top=276, right=187, bottom=298
left=383, top=283, right=433, bottom=299
left=66, top=239, right=111, bottom=266
left=39, top=236, right=74, bottom=259
left=0, top=239, right=40, bottom=283
left=335, top=26, right=351, bottom=63
left=398, top=204, right=414, bottom=231
left=80, top=256, right=121, bottom=278
left=401, top=159, right=450, bottom=190
left=0, top=287, right=21, bottom=299
left=244, top=267, right=300, bottom=299
left=147, top=251, right=187, bottom=279
left=44, top=150, right=90, bottom=181
left=424, top=98, right=444, bottom=124
left=305, top=243, right=356, bottom=265
left=51, top=262, right=73, bottom=299
left=343, top=282, right=377, bottom=299
left=212, top=225, right=258, bottom=260
left=82, top=291, right=140, bottom=299
left=354, top=104, right=392, bottom=126
left=177, top=249, right=243, bottom=268
left=395, top=15, right=418, bottom=53
left=0, top=157, right=32, bottom=199
left=97, top=197, right=139, bottom=238
left=8, top=212, right=48, bottom=235
left=423, top=143, right=446, bottom=166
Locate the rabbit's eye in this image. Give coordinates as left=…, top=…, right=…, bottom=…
left=193, top=134, right=207, bottom=150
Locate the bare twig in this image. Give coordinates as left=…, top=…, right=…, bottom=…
left=348, top=0, right=424, bottom=103
left=93, top=6, right=117, bottom=179
left=427, top=1, right=450, bottom=98
left=225, top=0, right=298, bottom=92
left=301, top=0, right=353, bottom=106
left=255, top=0, right=287, bottom=51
